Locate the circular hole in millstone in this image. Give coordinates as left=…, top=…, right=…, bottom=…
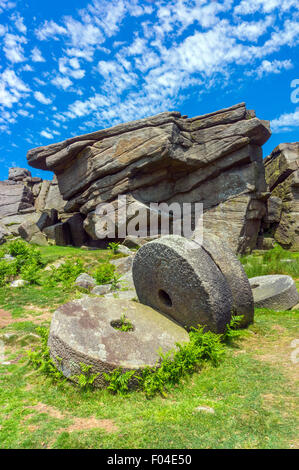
left=158, top=289, right=172, bottom=307
left=251, top=284, right=259, bottom=289
left=110, top=318, right=134, bottom=332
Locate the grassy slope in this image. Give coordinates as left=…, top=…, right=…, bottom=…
left=0, top=246, right=298, bottom=449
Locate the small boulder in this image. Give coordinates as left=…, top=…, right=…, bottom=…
left=111, top=254, right=135, bottom=275
left=74, top=273, right=96, bottom=290
left=10, top=279, right=29, bottom=288
left=249, top=275, right=299, bottom=310
left=116, top=245, right=132, bottom=255
left=91, top=284, right=112, bottom=295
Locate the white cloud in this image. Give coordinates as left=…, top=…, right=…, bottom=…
left=271, top=108, right=299, bottom=132
left=40, top=130, right=54, bottom=139
left=36, top=20, right=67, bottom=41
left=234, top=0, right=298, bottom=15
left=58, top=57, right=85, bottom=79
left=34, top=91, right=53, bottom=105
left=11, top=12, right=27, bottom=34
left=3, top=33, right=27, bottom=63
left=31, top=46, right=45, bottom=62
left=51, top=75, right=73, bottom=90
left=0, top=1, right=15, bottom=14
left=249, top=59, right=293, bottom=78
left=0, top=69, right=30, bottom=108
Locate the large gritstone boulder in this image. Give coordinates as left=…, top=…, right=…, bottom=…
left=200, top=233, right=254, bottom=327
left=249, top=275, right=299, bottom=310
left=263, top=142, right=299, bottom=251
left=27, top=103, right=271, bottom=254
left=48, top=297, right=189, bottom=387
left=132, top=235, right=233, bottom=333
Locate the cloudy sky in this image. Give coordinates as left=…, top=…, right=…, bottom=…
left=0, top=0, right=298, bottom=180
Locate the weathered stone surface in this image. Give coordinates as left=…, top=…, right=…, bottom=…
left=116, top=245, right=132, bottom=255
left=43, top=222, right=71, bottom=246
left=74, top=273, right=96, bottom=290
left=48, top=297, right=190, bottom=387
left=122, top=235, right=149, bottom=248
left=91, top=284, right=112, bottom=295
left=18, top=216, right=48, bottom=246
left=263, top=143, right=299, bottom=251
left=249, top=275, right=299, bottom=310
left=27, top=103, right=271, bottom=253
left=0, top=223, right=9, bottom=244
left=111, top=254, right=135, bottom=275
left=36, top=209, right=58, bottom=231
left=63, top=213, right=87, bottom=247
left=0, top=181, right=34, bottom=218
left=8, top=167, right=31, bottom=181
left=200, top=233, right=254, bottom=327
left=132, top=235, right=232, bottom=333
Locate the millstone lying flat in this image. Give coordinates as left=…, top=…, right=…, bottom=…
left=48, top=297, right=189, bottom=387
left=200, top=234, right=254, bottom=327
left=132, top=235, right=232, bottom=333
left=249, top=275, right=299, bottom=310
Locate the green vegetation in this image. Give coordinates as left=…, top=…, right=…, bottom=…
left=0, top=242, right=298, bottom=448
left=111, top=314, right=134, bottom=332
left=240, top=244, right=299, bottom=278
left=94, top=263, right=116, bottom=285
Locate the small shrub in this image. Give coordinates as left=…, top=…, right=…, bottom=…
left=108, top=242, right=120, bottom=254
left=27, top=327, right=65, bottom=383
left=20, top=260, right=41, bottom=285
left=111, top=314, right=134, bottom=332
left=72, top=362, right=99, bottom=391
left=0, top=259, right=17, bottom=286
left=103, top=368, right=137, bottom=396
left=94, top=263, right=116, bottom=285
left=46, top=259, right=85, bottom=287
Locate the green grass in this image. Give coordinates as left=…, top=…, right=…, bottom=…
left=240, top=244, right=299, bottom=279
left=0, top=244, right=298, bottom=449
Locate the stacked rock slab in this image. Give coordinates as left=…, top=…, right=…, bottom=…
left=27, top=103, right=271, bottom=254
left=263, top=142, right=299, bottom=251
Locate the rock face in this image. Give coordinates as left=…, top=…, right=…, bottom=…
left=249, top=275, right=299, bottom=310
left=263, top=142, right=299, bottom=251
left=27, top=103, right=271, bottom=253
left=132, top=235, right=233, bottom=333
left=48, top=297, right=190, bottom=387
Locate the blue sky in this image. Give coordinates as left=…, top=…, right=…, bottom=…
left=0, top=0, right=298, bottom=180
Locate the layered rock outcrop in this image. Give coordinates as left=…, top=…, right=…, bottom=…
left=27, top=103, right=271, bottom=253
left=263, top=142, right=299, bottom=251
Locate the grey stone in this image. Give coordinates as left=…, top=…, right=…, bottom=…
left=36, top=209, right=58, bottom=231
left=91, top=284, right=112, bottom=295
left=132, top=235, right=233, bottom=333
left=43, top=222, right=71, bottom=246
left=111, top=254, right=135, bottom=275
left=64, top=213, right=87, bottom=247
left=200, top=233, right=254, bottom=327
left=0, top=223, right=9, bottom=244
left=8, top=167, right=31, bottom=181
left=104, top=290, right=137, bottom=300
left=249, top=275, right=299, bottom=310
left=10, top=279, right=29, bottom=288
left=0, top=181, right=34, bottom=218
left=48, top=297, right=190, bottom=387
left=116, top=245, right=132, bottom=255
left=74, top=273, right=96, bottom=290
left=122, top=236, right=147, bottom=249
left=264, top=142, right=299, bottom=251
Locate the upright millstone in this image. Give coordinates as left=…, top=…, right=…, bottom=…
left=200, top=233, right=254, bottom=327
left=132, top=235, right=233, bottom=333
